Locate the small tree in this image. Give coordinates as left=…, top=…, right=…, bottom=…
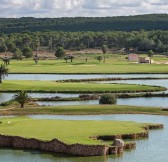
left=99, top=94, right=117, bottom=105
left=22, top=47, right=33, bottom=58
left=0, top=64, right=9, bottom=83
left=55, top=47, right=65, bottom=58
left=2, top=58, right=10, bottom=65
left=64, top=56, right=68, bottom=63
left=13, top=48, right=23, bottom=60
left=96, top=56, right=102, bottom=62
left=33, top=56, right=39, bottom=64
left=102, top=45, right=108, bottom=63
left=69, top=55, right=75, bottom=62
left=148, top=50, right=154, bottom=64
left=13, top=91, right=31, bottom=108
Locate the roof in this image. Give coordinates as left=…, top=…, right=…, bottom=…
left=128, top=54, right=139, bottom=61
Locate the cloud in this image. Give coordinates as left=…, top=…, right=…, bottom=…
left=0, top=0, right=168, bottom=17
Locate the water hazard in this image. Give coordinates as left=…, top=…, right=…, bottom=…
left=6, top=74, right=168, bottom=80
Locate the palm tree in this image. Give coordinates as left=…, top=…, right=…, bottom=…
left=13, top=91, right=31, bottom=108
left=0, top=64, right=9, bottom=83
left=102, top=45, right=108, bottom=63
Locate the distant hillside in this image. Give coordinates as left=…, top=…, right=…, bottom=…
left=0, top=14, right=168, bottom=33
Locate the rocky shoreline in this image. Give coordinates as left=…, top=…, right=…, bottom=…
left=0, top=124, right=163, bottom=157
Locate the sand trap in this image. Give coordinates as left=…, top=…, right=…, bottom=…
left=80, top=65, right=96, bottom=66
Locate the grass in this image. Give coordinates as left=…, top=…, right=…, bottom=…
left=2, top=58, right=168, bottom=74
left=1, top=105, right=168, bottom=116
left=0, top=117, right=151, bottom=145
left=0, top=80, right=164, bottom=93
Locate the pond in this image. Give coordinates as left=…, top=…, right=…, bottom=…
left=6, top=74, right=168, bottom=81
left=100, top=79, right=168, bottom=89
left=0, top=114, right=168, bottom=162
left=1, top=92, right=167, bottom=108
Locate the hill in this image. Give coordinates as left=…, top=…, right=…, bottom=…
left=1, top=14, right=168, bottom=33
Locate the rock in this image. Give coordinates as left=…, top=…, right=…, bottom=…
left=112, top=139, right=125, bottom=154
left=113, top=139, right=125, bottom=147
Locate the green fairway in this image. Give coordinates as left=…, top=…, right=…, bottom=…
left=0, top=117, right=151, bottom=144
left=0, top=80, right=164, bottom=93
left=4, top=60, right=168, bottom=74
left=1, top=105, right=168, bottom=116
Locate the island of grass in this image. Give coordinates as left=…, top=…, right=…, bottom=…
left=0, top=117, right=163, bottom=156
left=1, top=105, right=168, bottom=116
left=3, top=59, right=168, bottom=74
left=0, top=80, right=165, bottom=93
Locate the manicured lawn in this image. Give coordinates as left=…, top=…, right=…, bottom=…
left=0, top=80, right=164, bottom=93
left=1, top=105, right=167, bottom=116
left=3, top=59, right=168, bottom=74
left=0, top=117, right=150, bottom=144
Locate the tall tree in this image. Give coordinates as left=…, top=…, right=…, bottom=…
left=148, top=50, right=154, bottom=64
left=35, top=37, right=40, bottom=57
left=0, top=64, right=9, bottom=83
left=13, top=91, right=31, bottom=108
left=102, top=45, right=108, bottom=63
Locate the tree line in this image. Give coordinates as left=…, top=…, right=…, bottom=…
left=1, top=14, right=168, bottom=33
left=1, top=30, right=168, bottom=59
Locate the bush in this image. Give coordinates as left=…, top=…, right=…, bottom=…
left=0, top=100, right=14, bottom=106
left=55, top=47, right=65, bottom=58
left=99, top=94, right=117, bottom=105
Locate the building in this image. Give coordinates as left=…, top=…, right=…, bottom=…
left=139, top=57, right=150, bottom=64
left=128, top=54, right=139, bottom=62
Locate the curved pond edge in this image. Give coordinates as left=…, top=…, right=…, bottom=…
left=57, top=77, right=168, bottom=82
left=0, top=124, right=163, bottom=157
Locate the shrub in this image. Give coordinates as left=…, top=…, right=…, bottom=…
left=0, top=100, right=14, bottom=106
left=55, top=47, right=65, bottom=58
left=99, top=94, right=117, bottom=105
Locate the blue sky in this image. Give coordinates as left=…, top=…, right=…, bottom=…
left=0, top=0, right=168, bottom=17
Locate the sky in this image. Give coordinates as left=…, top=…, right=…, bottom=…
left=0, top=0, right=168, bottom=18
